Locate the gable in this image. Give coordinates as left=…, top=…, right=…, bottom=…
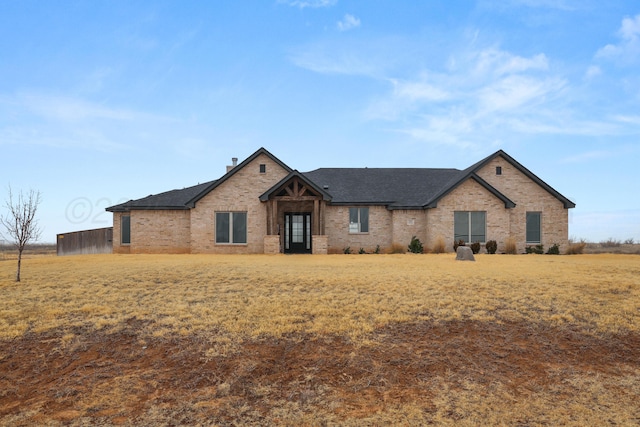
left=260, top=171, right=332, bottom=202
left=424, top=173, right=516, bottom=209
left=185, top=147, right=293, bottom=208
left=471, top=150, right=575, bottom=209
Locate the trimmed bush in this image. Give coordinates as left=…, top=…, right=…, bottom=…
left=526, top=244, right=544, bottom=254
left=453, top=239, right=466, bottom=252
left=470, top=242, right=481, bottom=254
left=408, top=236, right=424, bottom=254
left=546, top=243, right=560, bottom=255
left=485, top=240, right=497, bottom=254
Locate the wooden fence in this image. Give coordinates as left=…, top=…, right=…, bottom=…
left=57, top=227, right=113, bottom=256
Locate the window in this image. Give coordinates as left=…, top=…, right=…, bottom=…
left=259, top=164, right=266, bottom=173
left=349, top=207, right=369, bottom=233
left=454, top=211, right=486, bottom=243
left=496, top=166, right=502, bottom=175
left=121, top=215, right=131, bottom=245
left=216, top=212, right=247, bottom=244
left=526, top=212, right=541, bottom=243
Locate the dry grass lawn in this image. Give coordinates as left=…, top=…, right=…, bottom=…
left=1, top=253, right=639, bottom=425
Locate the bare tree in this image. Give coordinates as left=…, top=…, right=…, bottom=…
left=0, top=186, right=42, bottom=282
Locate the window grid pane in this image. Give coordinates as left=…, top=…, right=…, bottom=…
left=454, top=211, right=469, bottom=242
left=526, top=212, right=541, bottom=243
left=121, top=215, right=131, bottom=244
left=232, top=212, right=247, bottom=244
left=216, top=213, right=230, bottom=243
left=470, top=211, right=486, bottom=243
left=360, top=208, right=369, bottom=233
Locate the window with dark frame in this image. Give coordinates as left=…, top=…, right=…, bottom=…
left=259, top=164, right=266, bottom=173
left=349, top=207, right=369, bottom=233
left=215, top=212, right=247, bottom=244
left=454, top=211, right=486, bottom=243
left=121, top=215, right=131, bottom=245
left=496, top=166, right=502, bottom=175
left=526, top=212, right=541, bottom=243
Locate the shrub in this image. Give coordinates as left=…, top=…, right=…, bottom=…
left=546, top=243, right=560, bottom=255
left=373, top=245, right=381, bottom=254
left=485, top=240, right=497, bottom=254
left=526, top=244, right=544, bottom=254
left=358, top=247, right=367, bottom=254
left=470, top=242, right=481, bottom=254
left=453, top=239, right=466, bottom=252
left=600, top=238, right=621, bottom=248
left=408, top=236, right=424, bottom=254
left=505, top=237, right=517, bottom=254
left=343, top=246, right=351, bottom=254
left=432, top=236, right=446, bottom=254
left=566, top=239, right=587, bottom=255
left=624, top=238, right=635, bottom=245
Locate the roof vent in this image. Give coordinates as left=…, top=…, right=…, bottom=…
left=323, top=185, right=329, bottom=189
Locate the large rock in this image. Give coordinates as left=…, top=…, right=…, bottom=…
left=456, top=246, right=475, bottom=261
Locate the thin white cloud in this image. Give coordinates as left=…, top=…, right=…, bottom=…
left=278, top=0, right=337, bottom=8
left=561, top=150, right=612, bottom=163
left=15, top=93, right=139, bottom=122
left=337, top=14, right=360, bottom=32
left=584, top=65, right=601, bottom=79
left=391, top=79, right=451, bottom=102
left=0, top=92, right=174, bottom=151
left=289, top=42, right=382, bottom=76
left=595, top=14, right=640, bottom=62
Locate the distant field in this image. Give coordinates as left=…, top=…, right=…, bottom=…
left=1, top=253, right=639, bottom=425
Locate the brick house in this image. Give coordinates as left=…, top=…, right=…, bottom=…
left=106, top=147, right=575, bottom=254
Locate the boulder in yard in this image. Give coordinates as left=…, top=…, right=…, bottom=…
left=456, top=246, right=475, bottom=261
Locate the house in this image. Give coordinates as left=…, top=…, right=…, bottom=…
left=106, top=147, right=575, bottom=254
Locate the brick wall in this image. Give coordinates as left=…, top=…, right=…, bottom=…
left=324, top=205, right=393, bottom=253
left=426, top=179, right=510, bottom=253
left=391, top=209, right=428, bottom=250
left=131, top=210, right=191, bottom=254
left=476, top=157, right=570, bottom=253
left=190, top=153, right=290, bottom=253
left=112, top=212, right=130, bottom=254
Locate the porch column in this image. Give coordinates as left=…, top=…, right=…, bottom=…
left=271, top=199, right=278, bottom=235
left=313, top=199, right=320, bottom=235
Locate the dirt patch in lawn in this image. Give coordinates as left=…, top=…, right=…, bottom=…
left=1, top=319, right=639, bottom=425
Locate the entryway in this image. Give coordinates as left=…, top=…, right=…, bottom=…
left=284, top=212, right=311, bottom=254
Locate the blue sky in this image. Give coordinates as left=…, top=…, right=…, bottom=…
left=1, top=0, right=639, bottom=243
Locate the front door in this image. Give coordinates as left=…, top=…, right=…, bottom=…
left=284, top=212, right=312, bottom=254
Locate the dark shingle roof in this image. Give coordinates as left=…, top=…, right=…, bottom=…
left=106, top=149, right=574, bottom=212
left=302, top=168, right=465, bottom=208
left=106, top=180, right=215, bottom=212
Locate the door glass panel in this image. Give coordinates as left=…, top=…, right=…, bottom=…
left=285, top=215, right=290, bottom=250
left=292, top=215, right=304, bottom=243
left=306, top=215, right=311, bottom=250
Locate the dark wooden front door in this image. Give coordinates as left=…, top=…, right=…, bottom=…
left=284, top=212, right=311, bottom=254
